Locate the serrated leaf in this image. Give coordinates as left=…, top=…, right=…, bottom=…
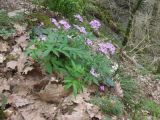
left=44, top=62, right=52, bottom=74
left=73, top=82, right=78, bottom=97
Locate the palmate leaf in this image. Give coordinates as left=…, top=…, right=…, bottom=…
left=44, top=61, right=53, bottom=74
left=64, top=77, right=84, bottom=96
left=73, top=82, right=78, bottom=96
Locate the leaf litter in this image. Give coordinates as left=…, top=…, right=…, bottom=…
left=1, top=47, right=104, bottom=120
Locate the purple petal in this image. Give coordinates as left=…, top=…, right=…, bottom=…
left=89, top=20, right=101, bottom=30
left=74, top=14, right=83, bottom=22
left=59, top=20, right=71, bottom=30
left=51, top=18, right=61, bottom=29
left=98, top=42, right=116, bottom=55
left=74, top=25, right=87, bottom=34
left=85, top=39, right=93, bottom=46
left=99, top=85, right=105, bottom=92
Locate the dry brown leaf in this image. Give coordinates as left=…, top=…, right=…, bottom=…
left=20, top=110, right=45, bottom=120
left=0, top=54, right=6, bottom=63
left=22, top=66, right=33, bottom=74
left=10, top=45, right=22, bottom=57
left=59, top=89, right=103, bottom=120
left=115, top=81, right=124, bottom=98
left=4, top=109, right=14, bottom=118
left=17, top=100, right=56, bottom=120
left=0, top=42, right=9, bottom=52
left=8, top=95, right=33, bottom=108
left=38, top=83, right=70, bottom=103
left=57, top=99, right=103, bottom=120
left=71, top=89, right=90, bottom=104
left=57, top=104, right=89, bottom=120
left=0, top=77, right=10, bottom=93
left=8, top=111, right=24, bottom=120
left=7, top=61, right=18, bottom=69
left=15, top=34, right=29, bottom=49
left=14, top=24, right=26, bottom=34
left=17, top=53, right=27, bottom=73
left=86, top=103, right=98, bottom=118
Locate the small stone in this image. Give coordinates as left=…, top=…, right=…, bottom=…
left=0, top=54, right=6, bottom=63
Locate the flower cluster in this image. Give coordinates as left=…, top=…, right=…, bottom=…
left=98, top=43, right=116, bottom=55
left=51, top=18, right=61, bottom=29
left=50, top=16, right=115, bottom=79
left=74, top=25, right=87, bottom=34
left=59, top=20, right=71, bottom=30
left=89, top=20, right=101, bottom=30
left=85, top=39, right=93, bottom=46
left=74, top=14, right=83, bottom=22
left=99, top=85, right=105, bottom=92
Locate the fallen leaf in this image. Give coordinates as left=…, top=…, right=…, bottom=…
left=57, top=104, right=89, bottom=120
left=8, top=95, right=33, bottom=108
left=7, top=61, right=18, bottom=69
left=0, top=77, right=10, bottom=93
left=4, top=108, right=14, bottom=118
left=14, top=23, right=26, bottom=34
left=115, top=81, right=124, bottom=98
left=18, top=100, right=56, bottom=120
left=15, top=34, right=29, bottom=49
left=38, top=83, right=71, bottom=103
left=0, top=42, right=9, bottom=52
left=22, top=66, right=33, bottom=74
left=71, top=89, right=90, bottom=104
left=9, top=111, right=24, bottom=120
left=17, top=53, right=27, bottom=73
left=85, top=102, right=100, bottom=118
left=10, top=45, right=22, bottom=57
left=59, top=89, right=104, bottom=120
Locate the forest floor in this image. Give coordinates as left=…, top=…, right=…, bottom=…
left=0, top=1, right=160, bottom=120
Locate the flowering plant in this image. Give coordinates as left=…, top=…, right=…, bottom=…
left=90, top=20, right=101, bottom=30
left=27, top=14, right=116, bottom=95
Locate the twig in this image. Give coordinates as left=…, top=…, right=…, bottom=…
left=53, top=98, right=65, bottom=119
left=129, top=37, right=146, bottom=53
left=115, top=44, right=143, bottom=68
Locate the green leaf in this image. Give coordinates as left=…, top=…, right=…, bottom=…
left=44, top=61, right=53, bottom=74
left=104, top=79, right=115, bottom=87
left=73, top=81, right=78, bottom=96
left=64, top=83, right=72, bottom=90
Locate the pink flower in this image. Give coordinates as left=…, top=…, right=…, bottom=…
left=98, top=43, right=116, bottom=55
left=89, top=20, right=101, bottom=30
left=90, top=68, right=100, bottom=77
left=74, top=14, right=83, bottom=22
left=74, top=25, right=87, bottom=34
left=51, top=18, right=61, bottom=29
left=99, top=85, right=105, bottom=92
left=85, top=39, right=93, bottom=46
left=59, top=20, right=71, bottom=30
